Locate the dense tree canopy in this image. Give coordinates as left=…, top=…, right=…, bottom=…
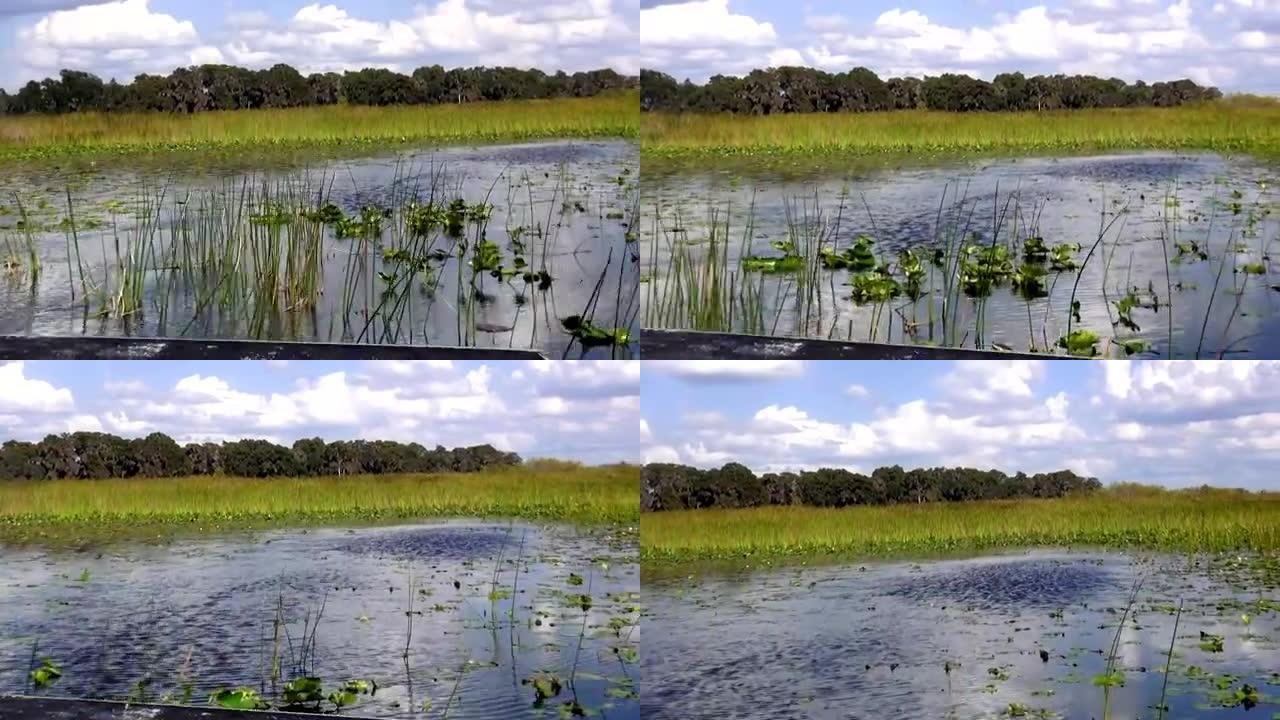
left=0, top=64, right=637, bottom=116
left=641, top=462, right=1102, bottom=511
left=640, top=67, right=1221, bottom=114
left=0, top=432, right=521, bottom=480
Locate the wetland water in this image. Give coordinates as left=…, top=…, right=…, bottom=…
left=0, top=521, right=639, bottom=719
left=643, top=152, right=1280, bottom=358
left=0, top=139, right=638, bottom=358
left=643, top=551, right=1280, bottom=719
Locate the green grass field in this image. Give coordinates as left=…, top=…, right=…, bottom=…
left=641, top=99, right=1280, bottom=157
left=641, top=487, right=1280, bottom=564
left=0, top=91, right=639, bottom=161
left=0, top=462, right=639, bottom=543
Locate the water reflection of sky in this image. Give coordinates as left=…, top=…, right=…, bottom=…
left=642, top=152, right=1280, bottom=358
left=0, top=521, right=640, bottom=720
left=643, top=550, right=1280, bottom=719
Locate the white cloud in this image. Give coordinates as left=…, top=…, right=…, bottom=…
left=643, top=0, right=1272, bottom=92
left=7, top=0, right=636, bottom=90
left=640, top=0, right=776, bottom=47
left=0, top=361, right=637, bottom=465
left=844, top=384, right=870, bottom=398
left=641, top=360, right=1280, bottom=489
left=0, top=362, right=74, bottom=414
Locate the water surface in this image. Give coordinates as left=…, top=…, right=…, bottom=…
left=0, top=521, right=640, bottom=719
left=0, top=139, right=639, bottom=358
left=643, top=550, right=1280, bottom=719
left=643, top=152, right=1280, bottom=357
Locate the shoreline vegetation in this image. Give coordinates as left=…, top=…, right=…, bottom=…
left=0, top=91, right=639, bottom=161
left=0, top=461, right=640, bottom=543
left=639, top=461, right=1280, bottom=564
left=642, top=490, right=1280, bottom=565
left=641, top=99, right=1280, bottom=158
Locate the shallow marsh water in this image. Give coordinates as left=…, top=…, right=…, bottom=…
left=0, top=521, right=640, bottom=719
left=0, top=139, right=639, bottom=358
left=642, top=550, right=1280, bottom=719
left=643, top=152, right=1280, bottom=357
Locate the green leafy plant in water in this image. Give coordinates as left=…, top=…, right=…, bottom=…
left=210, top=687, right=268, bottom=710
left=1091, top=671, right=1125, bottom=688
left=1057, top=329, right=1100, bottom=356
left=850, top=267, right=901, bottom=306
left=405, top=202, right=447, bottom=236
left=567, top=573, right=584, bottom=586
left=1023, top=236, right=1048, bottom=262
left=303, top=202, right=344, bottom=224
left=1113, top=291, right=1142, bottom=332
left=1198, top=632, right=1224, bottom=652
left=1011, top=263, right=1048, bottom=300
left=334, top=206, right=387, bottom=239
left=821, top=234, right=877, bottom=272
left=523, top=672, right=563, bottom=706
left=249, top=202, right=294, bottom=228
left=472, top=240, right=503, bottom=273
left=446, top=198, right=468, bottom=237
left=561, top=316, right=629, bottom=348
left=1239, top=261, right=1267, bottom=275
left=898, top=249, right=926, bottom=299
left=1049, top=243, right=1080, bottom=271
left=328, top=679, right=377, bottom=710
left=29, top=659, right=61, bottom=689
left=281, top=676, right=326, bottom=709
left=960, top=244, right=1013, bottom=298
left=742, top=236, right=803, bottom=274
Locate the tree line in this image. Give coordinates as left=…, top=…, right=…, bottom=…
left=640, top=67, right=1222, bottom=114
left=0, top=432, right=522, bottom=480
left=641, top=462, right=1102, bottom=511
left=0, top=64, right=638, bottom=116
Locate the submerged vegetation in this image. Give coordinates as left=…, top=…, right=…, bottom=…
left=640, top=485, right=1280, bottom=563
left=0, top=461, right=640, bottom=541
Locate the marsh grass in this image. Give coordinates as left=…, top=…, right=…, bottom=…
left=0, top=464, right=639, bottom=542
left=641, top=99, right=1280, bottom=157
left=0, top=92, right=639, bottom=161
left=2, top=160, right=637, bottom=354
left=643, top=178, right=1275, bottom=357
left=639, top=488, right=1280, bottom=564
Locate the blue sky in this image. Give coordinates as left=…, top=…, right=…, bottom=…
left=640, top=0, right=1280, bottom=93
left=0, top=0, right=639, bottom=92
left=0, top=360, right=639, bottom=464
left=642, top=360, right=1280, bottom=490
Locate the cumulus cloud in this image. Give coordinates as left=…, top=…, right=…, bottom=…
left=640, top=0, right=1278, bottom=91
left=0, top=361, right=638, bottom=464
left=4, top=0, right=637, bottom=90
left=641, top=361, right=1280, bottom=489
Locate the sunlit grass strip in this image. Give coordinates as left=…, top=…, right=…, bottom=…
left=640, top=489, right=1280, bottom=564
left=0, top=91, right=639, bottom=161
left=641, top=101, right=1280, bottom=157
left=0, top=463, right=639, bottom=540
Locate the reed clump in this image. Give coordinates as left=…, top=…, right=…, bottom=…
left=640, top=487, right=1280, bottom=563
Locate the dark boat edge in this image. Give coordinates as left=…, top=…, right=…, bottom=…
left=641, top=329, right=1068, bottom=360
left=0, top=336, right=546, bottom=361
left=0, top=695, right=373, bottom=719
